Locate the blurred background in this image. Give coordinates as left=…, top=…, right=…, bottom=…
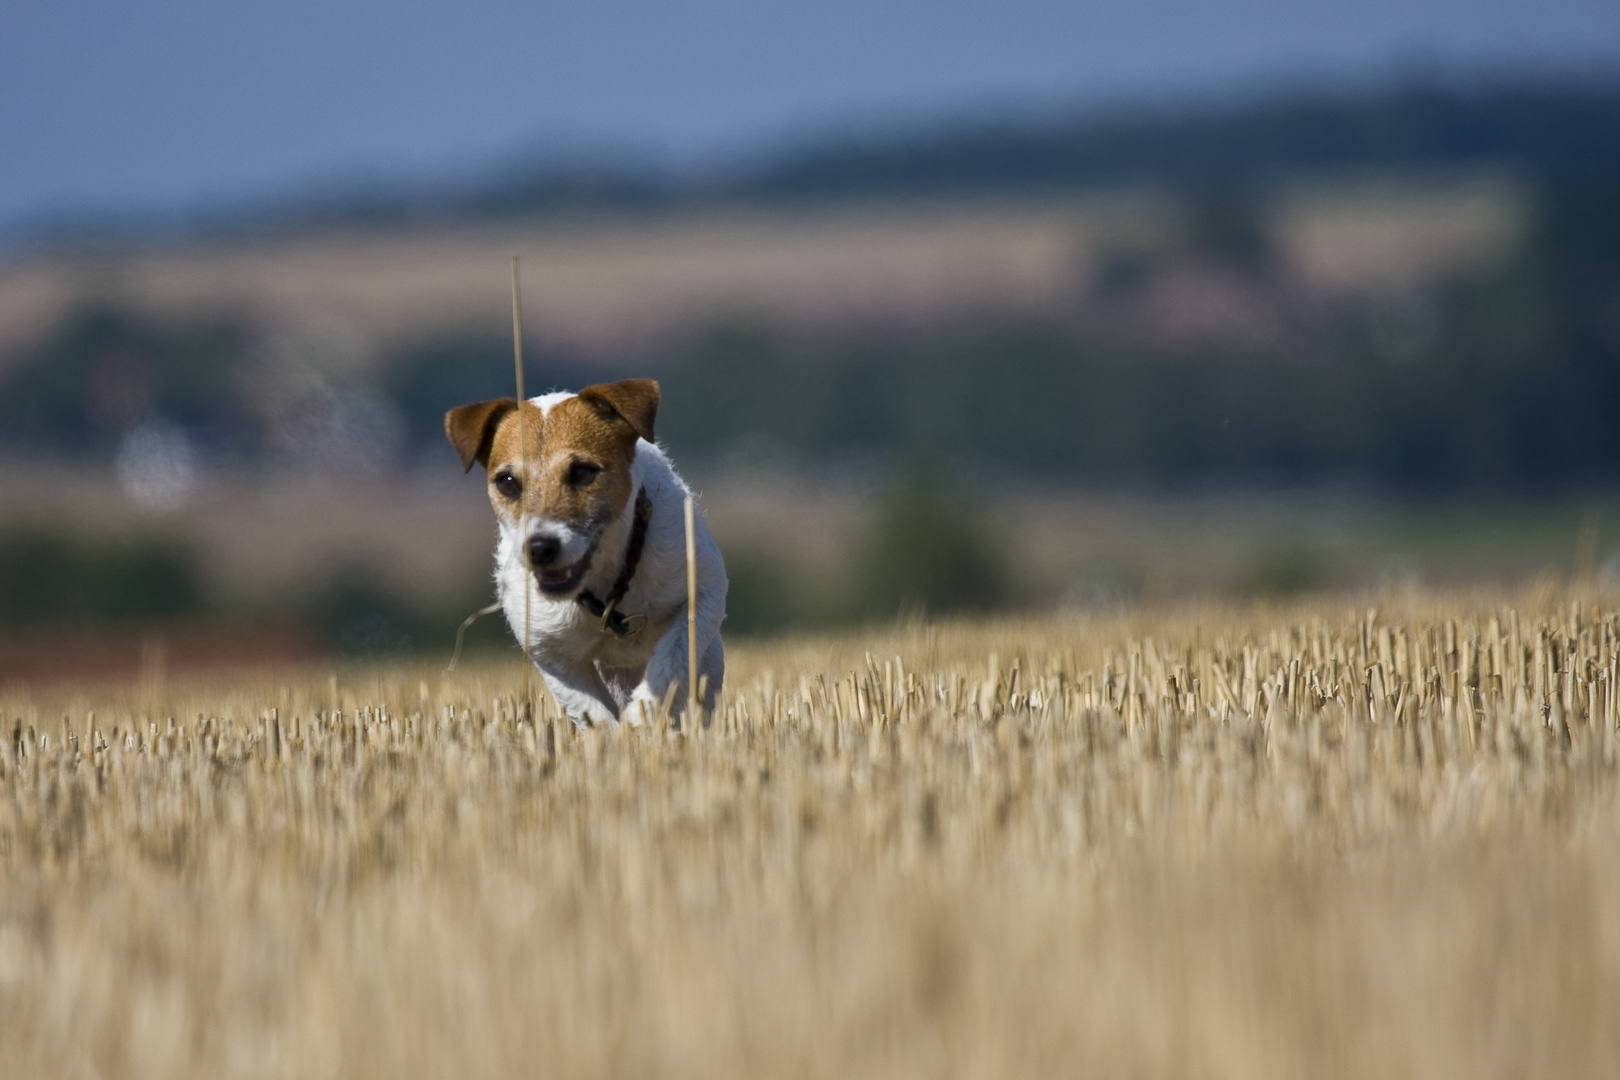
left=3, top=0, right=1620, bottom=681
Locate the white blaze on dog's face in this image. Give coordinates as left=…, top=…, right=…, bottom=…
left=444, top=379, right=659, bottom=598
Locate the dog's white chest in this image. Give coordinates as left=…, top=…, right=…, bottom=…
left=495, top=531, right=665, bottom=665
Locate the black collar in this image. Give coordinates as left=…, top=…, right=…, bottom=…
left=575, top=488, right=654, bottom=638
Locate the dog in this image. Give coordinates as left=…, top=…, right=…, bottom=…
left=445, top=379, right=726, bottom=728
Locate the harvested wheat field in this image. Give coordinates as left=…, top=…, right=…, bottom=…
left=4, top=591, right=1620, bottom=1078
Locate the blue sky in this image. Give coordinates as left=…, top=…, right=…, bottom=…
left=3, top=0, right=1618, bottom=235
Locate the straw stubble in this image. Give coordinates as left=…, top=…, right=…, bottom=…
left=2, top=592, right=1619, bottom=1077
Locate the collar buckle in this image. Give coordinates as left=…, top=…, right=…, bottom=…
left=596, top=599, right=647, bottom=639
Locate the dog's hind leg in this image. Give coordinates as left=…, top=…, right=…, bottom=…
left=697, top=635, right=725, bottom=711
left=627, top=619, right=725, bottom=727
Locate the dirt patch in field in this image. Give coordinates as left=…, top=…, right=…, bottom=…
left=0, top=623, right=319, bottom=692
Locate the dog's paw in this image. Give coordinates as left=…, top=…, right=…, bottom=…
left=623, top=686, right=660, bottom=728
left=566, top=699, right=619, bottom=730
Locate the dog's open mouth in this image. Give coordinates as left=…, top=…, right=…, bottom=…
left=535, top=544, right=596, bottom=597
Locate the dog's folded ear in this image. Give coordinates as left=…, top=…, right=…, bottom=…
left=578, top=379, right=660, bottom=445
left=444, top=398, right=517, bottom=473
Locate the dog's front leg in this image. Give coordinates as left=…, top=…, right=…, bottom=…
left=533, top=659, right=620, bottom=729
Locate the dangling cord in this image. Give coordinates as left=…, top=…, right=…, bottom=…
left=444, top=601, right=503, bottom=676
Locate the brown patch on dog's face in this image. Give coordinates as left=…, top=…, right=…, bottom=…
left=484, top=396, right=636, bottom=526
left=463, top=380, right=659, bottom=593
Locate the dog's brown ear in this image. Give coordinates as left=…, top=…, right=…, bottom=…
left=578, top=379, right=659, bottom=444
left=444, top=399, right=517, bottom=473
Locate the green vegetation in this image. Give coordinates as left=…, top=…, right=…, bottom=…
left=715, top=548, right=802, bottom=636
left=723, top=470, right=1009, bottom=634
left=651, top=169, right=1620, bottom=492
left=0, top=304, right=248, bottom=455
left=849, top=468, right=1005, bottom=619
left=0, top=527, right=203, bottom=627
left=0, top=523, right=515, bottom=659
left=297, top=562, right=513, bottom=659
left=383, top=331, right=594, bottom=455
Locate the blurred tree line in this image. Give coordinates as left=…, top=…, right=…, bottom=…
left=0, top=528, right=201, bottom=626
left=6, top=171, right=1615, bottom=493
left=0, top=519, right=525, bottom=657
left=0, top=305, right=250, bottom=457
left=653, top=172, right=1620, bottom=493
left=738, top=81, right=1620, bottom=199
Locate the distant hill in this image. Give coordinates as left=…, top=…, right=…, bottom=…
left=456, top=77, right=1620, bottom=222
left=17, top=76, right=1619, bottom=250
left=730, top=79, right=1620, bottom=201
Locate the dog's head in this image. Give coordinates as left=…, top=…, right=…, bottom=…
left=445, top=379, right=659, bottom=597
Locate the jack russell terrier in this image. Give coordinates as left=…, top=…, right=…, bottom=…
left=445, top=379, right=726, bottom=727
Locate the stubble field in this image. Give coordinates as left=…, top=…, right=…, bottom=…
left=3, top=590, right=1619, bottom=1078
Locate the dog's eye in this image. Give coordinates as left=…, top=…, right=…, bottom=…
left=565, top=461, right=601, bottom=489
left=493, top=471, right=522, bottom=500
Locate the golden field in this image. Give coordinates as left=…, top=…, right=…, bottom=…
left=3, top=590, right=1619, bottom=1078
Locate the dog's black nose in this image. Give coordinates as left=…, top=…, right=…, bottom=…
left=528, top=535, right=562, bottom=568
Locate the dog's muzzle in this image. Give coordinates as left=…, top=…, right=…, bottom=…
left=528, top=533, right=596, bottom=596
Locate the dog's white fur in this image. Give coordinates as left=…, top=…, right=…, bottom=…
left=493, top=391, right=727, bottom=728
